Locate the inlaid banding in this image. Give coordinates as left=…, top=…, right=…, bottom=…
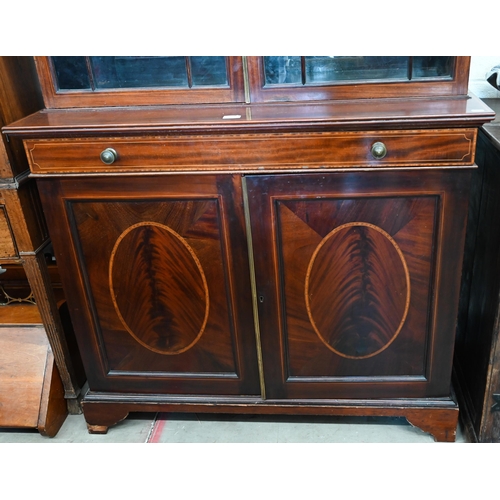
left=109, top=222, right=209, bottom=355
left=305, top=222, right=410, bottom=359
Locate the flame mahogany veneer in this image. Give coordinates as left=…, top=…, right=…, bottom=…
left=3, top=57, right=495, bottom=441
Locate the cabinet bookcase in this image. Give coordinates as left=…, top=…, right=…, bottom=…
left=3, top=56, right=494, bottom=441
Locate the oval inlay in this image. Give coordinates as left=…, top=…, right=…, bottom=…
left=305, top=222, right=410, bottom=359
left=109, top=222, right=209, bottom=355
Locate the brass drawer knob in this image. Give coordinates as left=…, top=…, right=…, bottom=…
left=371, top=142, right=387, bottom=160
left=100, top=148, right=118, bottom=165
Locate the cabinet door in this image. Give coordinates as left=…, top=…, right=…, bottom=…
left=246, top=170, right=471, bottom=400
left=36, top=174, right=260, bottom=396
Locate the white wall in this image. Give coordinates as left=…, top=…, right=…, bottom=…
left=469, top=56, right=500, bottom=98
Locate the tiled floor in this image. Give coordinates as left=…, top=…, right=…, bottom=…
left=0, top=411, right=467, bottom=443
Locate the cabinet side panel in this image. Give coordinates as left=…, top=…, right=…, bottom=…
left=456, top=130, right=500, bottom=441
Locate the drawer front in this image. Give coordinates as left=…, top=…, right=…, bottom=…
left=25, top=129, right=477, bottom=175
left=0, top=205, right=17, bottom=258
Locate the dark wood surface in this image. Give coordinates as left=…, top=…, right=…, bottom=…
left=81, top=391, right=459, bottom=442
left=36, top=174, right=260, bottom=396
left=3, top=94, right=494, bottom=139
left=246, top=169, right=471, bottom=400
left=3, top=57, right=492, bottom=441
left=23, top=130, right=480, bottom=440
left=22, top=129, right=477, bottom=176
left=1, top=178, right=48, bottom=252
left=33, top=160, right=473, bottom=441
left=455, top=116, right=500, bottom=442
left=0, top=57, right=43, bottom=179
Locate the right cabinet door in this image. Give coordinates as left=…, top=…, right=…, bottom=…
left=246, top=169, right=471, bottom=400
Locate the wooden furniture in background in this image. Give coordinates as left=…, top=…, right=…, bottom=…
left=3, top=56, right=494, bottom=441
left=455, top=98, right=500, bottom=442
left=0, top=304, right=67, bottom=436
left=0, top=57, right=84, bottom=416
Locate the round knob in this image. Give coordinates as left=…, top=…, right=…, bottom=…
left=371, top=142, right=387, bottom=160
left=100, top=148, right=118, bottom=165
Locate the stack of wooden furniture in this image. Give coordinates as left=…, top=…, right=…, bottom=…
left=3, top=56, right=495, bottom=441
left=0, top=57, right=84, bottom=435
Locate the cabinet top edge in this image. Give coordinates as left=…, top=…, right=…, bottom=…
left=2, top=95, right=495, bottom=139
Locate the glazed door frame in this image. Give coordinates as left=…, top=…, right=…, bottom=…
left=245, top=169, right=472, bottom=400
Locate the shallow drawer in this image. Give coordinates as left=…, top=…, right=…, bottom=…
left=0, top=206, right=17, bottom=259
left=24, top=129, right=477, bottom=175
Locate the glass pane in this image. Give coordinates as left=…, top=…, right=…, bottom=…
left=190, top=57, right=227, bottom=86
left=264, top=56, right=302, bottom=84
left=412, top=56, right=453, bottom=79
left=90, top=56, right=189, bottom=88
left=305, top=56, right=409, bottom=83
left=52, top=56, right=91, bottom=90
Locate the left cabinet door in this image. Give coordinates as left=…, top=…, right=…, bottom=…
left=36, top=174, right=261, bottom=396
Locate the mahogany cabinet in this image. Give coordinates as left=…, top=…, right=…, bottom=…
left=3, top=56, right=494, bottom=441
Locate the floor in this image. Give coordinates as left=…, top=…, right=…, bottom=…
left=0, top=410, right=468, bottom=443
left=0, top=406, right=483, bottom=500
